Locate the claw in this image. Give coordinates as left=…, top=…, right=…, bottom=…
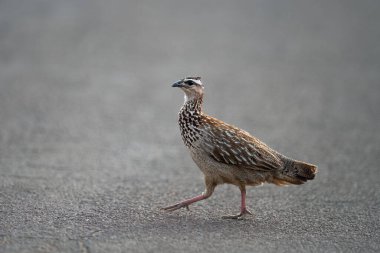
left=222, top=209, right=253, bottom=220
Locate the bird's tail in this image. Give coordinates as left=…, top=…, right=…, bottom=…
left=273, top=158, right=317, bottom=185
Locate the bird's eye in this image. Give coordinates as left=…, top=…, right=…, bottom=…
left=185, top=80, right=194, bottom=86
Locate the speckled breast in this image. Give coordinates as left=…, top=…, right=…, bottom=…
left=178, top=102, right=203, bottom=149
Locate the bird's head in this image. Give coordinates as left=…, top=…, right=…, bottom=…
left=172, top=76, right=204, bottom=101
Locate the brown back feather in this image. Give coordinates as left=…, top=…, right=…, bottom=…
left=199, top=115, right=283, bottom=172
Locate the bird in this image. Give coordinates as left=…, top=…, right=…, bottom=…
left=162, top=76, right=317, bottom=219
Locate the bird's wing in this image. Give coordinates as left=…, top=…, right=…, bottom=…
left=199, top=115, right=283, bottom=171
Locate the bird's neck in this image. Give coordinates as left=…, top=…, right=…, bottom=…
left=182, top=94, right=203, bottom=115
left=179, top=94, right=203, bottom=148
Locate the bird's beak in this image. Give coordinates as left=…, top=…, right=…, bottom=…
left=172, top=80, right=184, bottom=88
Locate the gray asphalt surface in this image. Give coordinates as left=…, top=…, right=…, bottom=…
left=0, top=1, right=379, bottom=252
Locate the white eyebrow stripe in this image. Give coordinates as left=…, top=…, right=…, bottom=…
left=193, top=79, right=202, bottom=85
left=185, top=78, right=202, bottom=85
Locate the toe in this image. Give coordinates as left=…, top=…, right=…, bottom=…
left=222, top=210, right=254, bottom=220
left=222, top=214, right=240, bottom=219
left=161, top=203, right=188, bottom=212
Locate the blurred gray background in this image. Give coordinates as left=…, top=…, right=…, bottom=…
left=0, top=0, right=379, bottom=252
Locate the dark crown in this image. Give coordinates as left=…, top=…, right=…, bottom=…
left=186, top=76, right=201, bottom=80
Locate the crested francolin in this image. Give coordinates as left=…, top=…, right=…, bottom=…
left=162, top=77, right=317, bottom=219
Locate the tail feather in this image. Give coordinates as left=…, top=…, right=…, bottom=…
left=274, top=159, right=317, bottom=185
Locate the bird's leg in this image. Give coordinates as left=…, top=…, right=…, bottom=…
left=162, top=177, right=216, bottom=212
left=222, top=186, right=253, bottom=220
left=161, top=194, right=207, bottom=212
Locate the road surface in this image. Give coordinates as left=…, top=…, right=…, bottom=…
left=0, top=1, right=379, bottom=252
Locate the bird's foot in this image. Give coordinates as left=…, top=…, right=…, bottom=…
left=222, top=209, right=253, bottom=220
left=161, top=202, right=190, bottom=212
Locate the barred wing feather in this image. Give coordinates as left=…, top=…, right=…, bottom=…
left=200, top=115, right=283, bottom=171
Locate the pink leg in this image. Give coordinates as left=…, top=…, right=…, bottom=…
left=223, top=186, right=253, bottom=219
left=162, top=194, right=208, bottom=212
left=239, top=188, right=253, bottom=215
left=240, top=188, right=247, bottom=212
left=162, top=179, right=216, bottom=212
